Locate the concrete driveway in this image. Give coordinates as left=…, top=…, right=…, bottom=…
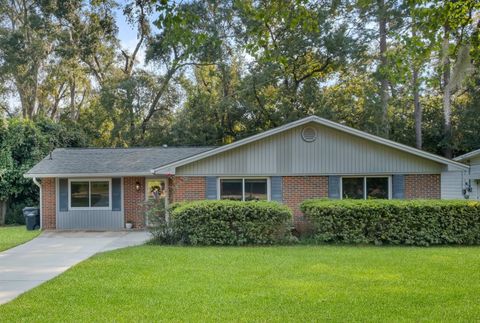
left=0, top=231, right=151, bottom=305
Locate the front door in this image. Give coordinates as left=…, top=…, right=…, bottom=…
left=145, top=178, right=168, bottom=226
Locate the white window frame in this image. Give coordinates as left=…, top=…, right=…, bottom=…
left=68, top=178, right=112, bottom=210
left=217, top=177, right=271, bottom=201
left=340, top=176, right=392, bottom=200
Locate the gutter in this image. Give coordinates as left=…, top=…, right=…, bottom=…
left=32, top=177, right=42, bottom=230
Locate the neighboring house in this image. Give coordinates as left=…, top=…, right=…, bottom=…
left=454, top=149, right=480, bottom=201
left=25, top=116, right=470, bottom=232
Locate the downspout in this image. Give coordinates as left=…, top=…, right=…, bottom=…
left=32, top=177, right=42, bottom=229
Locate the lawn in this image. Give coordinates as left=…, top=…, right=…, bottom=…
left=0, top=246, right=479, bottom=322
left=0, top=226, right=40, bottom=252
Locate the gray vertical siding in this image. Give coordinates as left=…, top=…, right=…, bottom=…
left=57, top=210, right=124, bottom=230
left=56, top=177, right=124, bottom=230
left=176, top=123, right=445, bottom=176
left=441, top=171, right=464, bottom=199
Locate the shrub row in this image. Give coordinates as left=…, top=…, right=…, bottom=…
left=300, top=199, right=480, bottom=246
left=169, top=200, right=294, bottom=245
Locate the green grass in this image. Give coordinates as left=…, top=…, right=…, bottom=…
left=0, top=226, right=40, bottom=252
left=1, top=246, right=479, bottom=322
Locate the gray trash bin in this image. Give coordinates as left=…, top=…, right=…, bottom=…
left=23, top=207, right=40, bottom=230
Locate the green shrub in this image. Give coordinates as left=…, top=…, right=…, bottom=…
left=300, top=199, right=480, bottom=246
left=144, top=198, right=178, bottom=244
left=170, top=200, right=294, bottom=245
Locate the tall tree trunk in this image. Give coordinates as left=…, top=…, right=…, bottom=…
left=412, top=20, right=422, bottom=149
left=442, top=25, right=452, bottom=158
left=413, top=66, right=422, bottom=149
left=378, top=0, right=389, bottom=137
left=0, top=199, right=7, bottom=225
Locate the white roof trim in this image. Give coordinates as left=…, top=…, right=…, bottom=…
left=151, top=116, right=468, bottom=174
left=454, top=148, right=480, bottom=162
left=24, top=172, right=154, bottom=178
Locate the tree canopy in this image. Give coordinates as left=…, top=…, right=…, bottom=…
left=0, top=0, right=479, bottom=223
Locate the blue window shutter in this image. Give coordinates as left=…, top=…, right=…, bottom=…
left=112, top=178, right=122, bottom=211
left=59, top=178, right=68, bottom=211
left=270, top=176, right=283, bottom=202
left=328, top=176, right=341, bottom=199
left=392, top=175, right=405, bottom=199
left=205, top=177, right=217, bottom=200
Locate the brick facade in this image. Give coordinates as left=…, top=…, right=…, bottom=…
left=41, top=178, right=56, bottom=229
left=38, top=174, right=442, bottom=231
left=169, top=176, right=206, bottom=203
left=405, top=174, right=441, bottom=199
left=124, top=177, right=146, bottom=228
left=282, top=176, right=328, bottom=232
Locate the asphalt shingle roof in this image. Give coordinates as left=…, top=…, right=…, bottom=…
left=25, top=147, right=214, bottom=177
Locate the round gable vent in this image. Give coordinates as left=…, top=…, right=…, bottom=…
left=301, top=126, right=317, bottom=142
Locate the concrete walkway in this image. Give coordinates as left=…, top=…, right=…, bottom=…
left=0, top=231, right=151, bottom=305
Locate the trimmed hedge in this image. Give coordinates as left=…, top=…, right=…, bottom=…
left=300, top=199, right=480, bottom=246
left=170, top=200, right=294, bottom=245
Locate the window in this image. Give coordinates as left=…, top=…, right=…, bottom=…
left=70, top=180, right=111, bottom=209
left=342, top=177, right=390, bottom=200
left=219, top=178, right=269, bottom=201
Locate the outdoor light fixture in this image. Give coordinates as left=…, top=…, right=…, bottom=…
left=135, top=181, right=141, bottom=191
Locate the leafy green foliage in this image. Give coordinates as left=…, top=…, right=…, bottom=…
left=301, top=199, right=480, bottom=246
left=144, top=197, right=177, bottom=245
left=0, top=117, right=87, bottom=224
left=169, top=200, right=294, bottom=245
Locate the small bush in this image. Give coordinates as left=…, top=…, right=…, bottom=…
left=170, top=200, right=294, bottom=245
left=300, top=199, right=480, bottom=246
left=144, top=198, right=177, bottom=244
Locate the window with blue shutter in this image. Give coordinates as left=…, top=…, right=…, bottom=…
left=111, top=178, right=122, bottom=211
left=58, top=178, right=68, bottom=211
left=270, top=176, right=283, bottom=202
left=328, top=176, right=341, bottom=199
left=392, top=175, right=405, bottom=199
left=205, top=177, right=217, bottom=199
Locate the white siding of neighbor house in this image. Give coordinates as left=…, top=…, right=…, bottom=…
left=177, top=122, right=446, bottom=176
left=441, top=171, right=464, bottom=199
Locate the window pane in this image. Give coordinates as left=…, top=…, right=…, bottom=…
left=342, top=178, right=364, bottom=199
left=147, top=179, right=166, bottom=200
left=71, top=182, right=89, bottom=207
left=245, top=179, right=267, bottom=201
left=220, top=179, right=243, bottom=201
left=91, top=181, right=109, bottom=207
left=366, top=177, right=389, bottom=199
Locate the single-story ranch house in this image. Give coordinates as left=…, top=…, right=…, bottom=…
left=25, top=116, right=477, bottom=231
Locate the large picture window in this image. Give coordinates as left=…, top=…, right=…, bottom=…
left=342, top=177, right=390, bottom=200
left=219, top=178, right=269, bottom=201
left=70, top=179, right=111, bottom=209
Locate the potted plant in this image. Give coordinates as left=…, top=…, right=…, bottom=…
left=125, top=222, right=133, bottom=230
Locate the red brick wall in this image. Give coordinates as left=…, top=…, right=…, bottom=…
left=405, top=174, right=441, bottom=199
left=170, top=176, right=206, bottom=203
left=282, top=176, right=328, bottom=232
left=124, top=177, right=145, bottom=228
left=42, top=178, right=56, bottom=229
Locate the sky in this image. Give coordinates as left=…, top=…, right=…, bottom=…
left=114, top=4, right=147, bottom=65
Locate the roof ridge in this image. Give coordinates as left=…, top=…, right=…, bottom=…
left=55, top=146, right=216, bottom=150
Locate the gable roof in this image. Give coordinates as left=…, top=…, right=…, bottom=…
left=152, top=116, right=468, bottom=174
left=454, top=148, right=480, bottom=162
left=25, top=147, right=214, bottom=178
